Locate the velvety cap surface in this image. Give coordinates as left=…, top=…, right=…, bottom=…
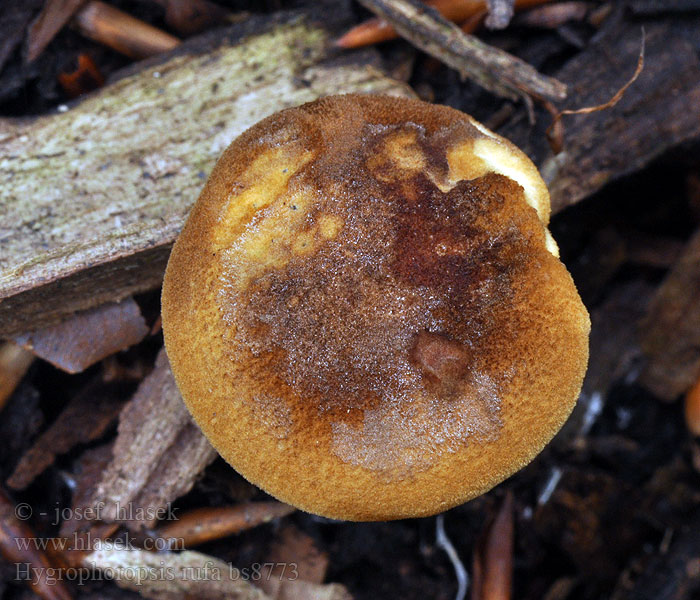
left=162, top=94, right=590, bottom=520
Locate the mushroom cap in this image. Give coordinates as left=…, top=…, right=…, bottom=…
left=162, top=94, right=590, bottom=521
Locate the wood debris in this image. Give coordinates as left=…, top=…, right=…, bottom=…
left=256, top=525, right=336, bottom=599
left=59, top=443, right=116, bottom=539
left=259, top=577, right=353, bottom=600
left=503, top=20, right=700, bottom=213
left=0, top=2, right=699, bottom=599
left=685, top=376, right=700, bottom=436
left=472, top=492, right=514, bottom=600
left=25, top=0, right=87, bottom=63
left=0, top=1, right=44, bottom=72
left=356, top=0, right=566, bottom=101
left=6, top=379, right=126, bottom=490
left=616, top=510, right=700, bottom=600
left=640, top=228, right=700, bottom=400
left=545, top=31, right=644, bottom=155
left=0, top=342, right=34, bottom=412
left=514, top=1, right=589, bottom=29
left=268, top=525, right=330, bottom=585
left=336, top=0, right=554, bottom=48
left=14, top=298, right=149, bottom=374
left=150, top=0, right=236, bottom=36
left=83, top=547, right=270, bottom=600
left=89, top=349, right=216, bottom=530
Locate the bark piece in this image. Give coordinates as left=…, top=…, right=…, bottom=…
left=259, top=578, right=352, bottom=600
left=91, top=349, right=216, bottom=530
left=502, top=19, right=700, bottom=214
left=640, top=228, right=700, bottom=400
left=14, top=298, right=148, bottom=374
left=257, top=524, right=342, bottom=600
left=0, top=10, right=413, bottom=337
left=6, top=380, right=127, bottom=490
left=1, top=0, right=45, bottom=70
left=149, top=0, right=235, bottom=36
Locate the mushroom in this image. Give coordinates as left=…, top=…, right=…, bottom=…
left=161, top=94, right=590, bottom=521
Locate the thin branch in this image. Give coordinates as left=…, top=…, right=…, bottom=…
left=356, top=0, right=567, bottom=102
left=546, top=28, right=645, bottom=153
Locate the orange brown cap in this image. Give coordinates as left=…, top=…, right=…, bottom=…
left=161, top=94, right=590, bottom=521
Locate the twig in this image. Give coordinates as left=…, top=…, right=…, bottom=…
left=436, top=514, right=469, bottom=600
left=546, top=28, right=645, bottom=153
left=356, top=0, right=567, bottom=102
left=685, top=361, right=700, bottom=436
left=336, top=0, right=554, bottom=48
left=148, top=0, right=234, bottom=36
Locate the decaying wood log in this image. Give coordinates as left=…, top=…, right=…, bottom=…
left=0, top=9, right=413, bottom=337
